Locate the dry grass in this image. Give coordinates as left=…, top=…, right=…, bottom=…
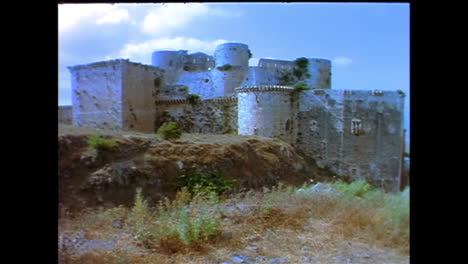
left=59, top=181, right=410, bottom=264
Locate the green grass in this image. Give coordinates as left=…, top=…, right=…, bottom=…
left=176, top=166, right=237, bottom=196
left=88, top=135, right=118, bottom=151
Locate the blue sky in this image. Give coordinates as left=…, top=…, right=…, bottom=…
left=58, top=3, right=409, bottom=146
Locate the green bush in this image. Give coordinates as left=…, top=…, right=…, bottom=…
left=158, top=122, right=182, bottom=140
left=294, top=83, right=312, bottom=91
left=129, top=187, right=222, bottom=249
left=176, top=167, right=236, bottom=196
left=88, top=135, right=118, bottom=152
left=186, top=94, right=201, bottom=105
left=216, top=64, right=233, bottom=71
left=331, top=179, right=374, bottom=197
left=294, top=57, right=309, bottom=68
left=154, top=77, right=162, bottom=87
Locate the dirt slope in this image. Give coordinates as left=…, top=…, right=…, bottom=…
left=58, top=125, right=331, bottom=213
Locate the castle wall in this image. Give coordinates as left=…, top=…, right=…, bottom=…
left=184, top=52, right=215, bottom=72
left=121, top=62, right=165, bottom=132
left=242, top=67, right=281, bottom=86
left=58, top=106, right=72, bottom=124
left=296, top=89, right=405, bottom=191
left=174, top=71, right=217, bottom=99
left=304, top=59, right=331, bottom=89
left=237, top=86, right=297, bottom=143
left=258, top=59, right=295, bottom=70
left=68, top=60, right=125, bottom=130
left=154, top=97, right=237, bottom=134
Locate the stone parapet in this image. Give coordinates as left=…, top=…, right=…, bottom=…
left=235, top=85, right=294, bottom=93
left=155, top=96, right=238, bottom=105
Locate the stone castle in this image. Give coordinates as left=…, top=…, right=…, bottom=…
left=59, top=42, right=406, bottom=192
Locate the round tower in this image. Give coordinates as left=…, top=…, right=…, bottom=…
left=236, top=85, right=298, bottom=144
left=211, top=43, right=250, bottom=96
left=151, top=50, right=188, bottom=84
left=304, top=59, right=332, bottom=89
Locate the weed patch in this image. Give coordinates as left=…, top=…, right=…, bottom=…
left=88, top=135, right=118, bottom=152
left=157, top=122, right=182, bottom=140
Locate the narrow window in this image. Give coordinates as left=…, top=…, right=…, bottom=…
left=351, top=118, right=362, bottom=135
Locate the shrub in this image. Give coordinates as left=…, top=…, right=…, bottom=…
left=88, top=135, right=118, bottom=152
left=158, top=122, right=182, bottom=140
left=154, top=77, right=162, bottom=87
left=294, top=57, right=309, bottom=68
left=294, top=83, right=312, bottom=91
left=216, top=64, right=233, bottom=71
left=129, top=187, right=222, bottom=250
left=128, top=188, right=155, bottom=247
left=176, top=167, right=236, bottom=196
left=331, top=179, right=374, bottom=197
left=186, top=94, right=201, bottom=105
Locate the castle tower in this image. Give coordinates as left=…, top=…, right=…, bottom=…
left=212, top=43, right=250, bottom=96
left=236, top=85, right=298, bottom=143
left=151, top=50, right=188, bottom=84
left=304, top=59, right=332, bottom=89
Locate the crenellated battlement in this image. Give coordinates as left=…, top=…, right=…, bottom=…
left=235, top=85, right=295, bottom=93
left=155, top=96, right=237, bottom=105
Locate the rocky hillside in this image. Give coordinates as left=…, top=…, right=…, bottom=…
left=59, top=125, right=332, bottom=213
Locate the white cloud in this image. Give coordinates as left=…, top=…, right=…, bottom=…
left=249, top=58, right=260, bottom=66
left=117, top=37, right=231, bottom=64
left=96, top=9, right=130, bottom=25
left=333, top=56, right=353, bottom=66
left=59, top=4, right=131, bottom=33
left=142, top=3, right=242, bottom=35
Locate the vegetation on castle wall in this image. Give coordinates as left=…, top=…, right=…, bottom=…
left=216, top=64, right=233, bottom=71
left=179, top=86, right=189, bottom=93
left=154, top=77, right=162, bottom=87
left=221, top=103, right=234, bottom=134
left=157, top=122, right=182, bottom=140
left=187, top=94, right=201, bottom=105
left=293, top=83, right=312, bottom=91
left=278, top=57, right=311, bottom=86
left=247, top=49, right=253, bottom=59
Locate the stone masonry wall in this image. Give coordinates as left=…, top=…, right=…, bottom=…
left=154, top=97, right=238, bottom=134
left=296, top=89, right=405, bottom=191
left=69, top=60, right=125, bottom=130
left=174, top=71, right=216, bottom=99
left=121, top=62, right=165, bottom=133
left=58, top=106, right=73, bottom=124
